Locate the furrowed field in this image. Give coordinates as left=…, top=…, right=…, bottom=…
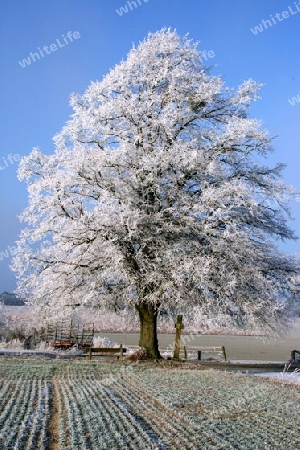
left=0, top=358, right=299, bottom=450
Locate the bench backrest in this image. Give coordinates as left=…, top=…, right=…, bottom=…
left=88, top=347, right=127, bottom=353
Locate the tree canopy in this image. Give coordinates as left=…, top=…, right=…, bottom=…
left=12, top=29, right=299, bottom=357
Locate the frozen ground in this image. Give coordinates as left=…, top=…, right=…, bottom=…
left=0, top=358, right=299, bottom=449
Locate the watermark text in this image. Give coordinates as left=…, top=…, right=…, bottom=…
left=116, top=0, right=150, bottom=16
left=18, top=31, right=81, bottom=68
left=0, top=154, right=20, bottom=172
left=288, top=89, right=300, bottom=106
left=250, top=2, right=300, bottom=35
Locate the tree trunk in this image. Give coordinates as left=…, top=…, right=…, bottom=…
left=136, top=302, right=161, bottom=359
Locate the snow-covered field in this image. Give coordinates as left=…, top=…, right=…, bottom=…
left=0, top=358, right=299, bottom=449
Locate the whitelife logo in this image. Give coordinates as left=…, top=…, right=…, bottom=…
left=0, top=245, right=17, bottom=262
left=0, top=154, right=20, bottom=171
left=250, top=2, right=300, bottom=35
left=288, top=90, right=300, bottom=106
left=116, top=0, right=150, bottom=16
left=18, top=31, right=81, bottom=68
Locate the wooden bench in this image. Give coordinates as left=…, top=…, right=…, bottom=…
left=182, top=346, right=227, bottom=361
left=86, top=345, right=126, bottom=360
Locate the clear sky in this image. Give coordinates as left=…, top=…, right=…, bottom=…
left=0, top=0, right=299, bottom=293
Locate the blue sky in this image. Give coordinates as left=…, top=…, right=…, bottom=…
left=0, top=0, right=299, bottom=293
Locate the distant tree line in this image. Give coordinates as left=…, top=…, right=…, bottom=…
left=0, top=292, right=25, bottom=306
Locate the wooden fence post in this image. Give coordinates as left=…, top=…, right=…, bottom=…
left=173, top=315, right=184, bottom=360
left=120, top=344, right=124, bottom=360
left=183, top=346, right=187, bottom=360
left=221, top=346, right=227, bottom=361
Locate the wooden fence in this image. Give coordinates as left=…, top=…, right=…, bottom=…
left=159, top=345, right=227, bottom=361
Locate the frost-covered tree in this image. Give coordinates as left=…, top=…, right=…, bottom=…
left=12, top=29, right=299, bottom=358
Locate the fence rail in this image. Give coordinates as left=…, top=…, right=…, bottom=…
left=159, top=345, right=227, bottom=361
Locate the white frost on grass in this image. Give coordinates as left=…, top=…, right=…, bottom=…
left=0, top=339, right=54, bottom=352
left=254, top=370, right=300, bottom=385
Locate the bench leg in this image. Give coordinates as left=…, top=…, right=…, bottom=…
left=87, top=348, right=92, bottom=360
